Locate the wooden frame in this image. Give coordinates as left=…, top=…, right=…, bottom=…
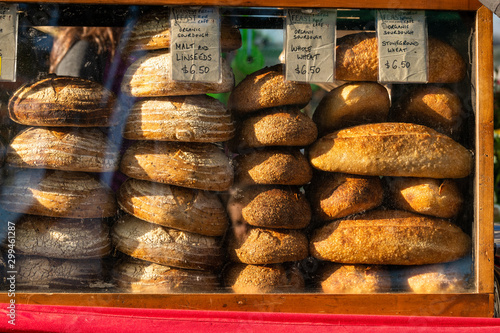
left=0, top=1, right=494, bottom=317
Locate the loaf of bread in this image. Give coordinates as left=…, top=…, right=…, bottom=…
left=112, top=256, right=220, bottom=293
left=307, top=172, right=384, bottom=221
left=385, top=177, right=464, bottom=218
left=310, top=209, right=471, bottom=265
left=120, top=141, right=233, bottom=191
left=319, top=263, right=392, bottom=293
left=121, top=51, right=234, bottom=97
left=227, top=185, right=311, bottom=229
left=112, top=214, right=224, bottom=271
left=313, top=82, right=390, bottom=134
left=308, top=122, right=473, bottom=179
left=14, top=215, right=111, bottom=259
left=228, top=64, right=313, bottom=114
left=123, top=95, right=235, bottom=142
left=234, top=107, right=318, bottom=148
left=9, top=76, right=118, bottom=127
left=391, top=86, right=464, bottom=139
left=235, top=148, right=312, bottom=186
left=118, top=178, right=228, bottom=236
left=336, top=32, right=466, bottom=83
left=224, top=263, right=305, bottom=294
left=0, top=169, right=117, bottom=218
left=227, top=225, right=309, bottom=264
left=7, top=127, right=119, bottom=172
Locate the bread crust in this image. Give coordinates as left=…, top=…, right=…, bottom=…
left=319, top=263, right=392, bottom=293
left=404, top=260, right=471, bottom=293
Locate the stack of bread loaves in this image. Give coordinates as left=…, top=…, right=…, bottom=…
left=307, top=33, right=474, bottom=293
left=113, top=9, right=240, bottom=293
left=224, top=64, right=317, bottom=293
left=0, top=75, right=119, bottom=290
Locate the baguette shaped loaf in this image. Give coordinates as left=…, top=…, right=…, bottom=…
left=0, top=169, right=117, bottom=218
left=14, top=215, right=111, bottom=259
left=123, top=95, right=235, bottom=142
left=308, top=122, right=472, bottom=178
left=112, top=214, right=224, bottom=271
left=310, top=209, right=471, bottom=265
left=9, top=76, right=117, bottom=127
left=336, top=33, right=466, bottom=83
left=120, top=141, right=233, bottom=191
left=121, top=51, right=234, bottom=97
left=118, top=178, right=228, bottom=236
left=7, top=127, right=119, bottom=172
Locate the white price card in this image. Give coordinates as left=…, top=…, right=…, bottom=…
left=377, top=10, right=427, bottom=83
left=285, top=9, right=336, bottom=83
left=170, top=7, right=220, bottom=83
left=0, top=4, right=18, bottom=82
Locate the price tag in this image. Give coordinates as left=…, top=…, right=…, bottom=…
left=377, top=10, right=427, bottom=83
left=285, top=9, right=336, bottom=83
left=0, top=4, right=18, bottom=82
left=170, top=7, right=220, bottom=83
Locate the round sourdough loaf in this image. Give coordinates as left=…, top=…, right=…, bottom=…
left=235, top=148, right=312, bottom=186
left=307, top=172, right=384, bottom=221
left=112, top=256, right=220, bottom=293
left=112, top=214, right=224, bottom=271
left=123, top=95, right=235, bottom=142
left=7, top=127, right=119, bottom=172
left=318, top=263, right=392, bottom=293
left=120, top=141, right=233, bottom=191
left=118, top=178, right=228, bottom=236
left=310, top=209, right=471, bottom=265
left=14, top=215, right=111, bottom=259
left=9, top=76, right=117, bottom=127
left=336, top=32, right=466, bottom=83
left=235, top=107, right=318, bottom=148
left=228, top=64, right=312, bottom=114
left=223, top=263, right=305, bottom=294
left=385, top=177, right=464, bottom=218
left=227, top=185, right=311, bottom=229
left=227, top=225, right=309, bottom=264
left=0, top=169, right=117, bottom=218
left=308, top=122, right=473, bottom=179
left=121, top=51, right=234, bottom=97
left=312, top=82, right=390, bottom=134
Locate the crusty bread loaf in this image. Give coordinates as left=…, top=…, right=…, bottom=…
left=308, top=122, right=472, bottom=179
left=118, top=178, right=228, bottom=236
left=235, top=107, right=318, bottom=148
left=385, top=177, right=463, bottom=218
left=310, top=209, right=471, bottom=265
left=112, top=214, right=224, bottom=271
left=224, top=263, right=305, bottom=294
left=123, top=95, right=235, bottom=142
left=9, top=76, right=117, bottom=127
left=121, top=51, right=234, bottom=97
left=0, top=169, right=117, bottom=218
left=113, top=256, right=220, bottom=293
left=307, top=172, right=384, bottom=221
left=319, top=263, right=392, bottom=293
left=391, top=86, right=464, bottom=139
left=313, top=82, right=390, bottom=134
left=14, top=215, right=111, bottom=259
left=7, top=127, right=119, bottom=172
left=227, top=225, right=309, bottom=264
left=235, top=148, right=312, bottom=186
left=227, top=185, right=311, bottom=229
left=120, top=141, right=233, bottom=191
left=124, top=9, right=242, bottom=52
left=228, top=64, right=313, bottom=114
left=336, top=32, right=466, bottom=83
left=405, top=261, right=471, bottom=293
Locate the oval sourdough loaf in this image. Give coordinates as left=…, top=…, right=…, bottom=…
left=9, top=76, right=117, bottom=127
left=308, top=122, right=472, bottom=179
left=318, top=263, right=392, bottom=293
left=310, top=209, right=471, bottom=265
